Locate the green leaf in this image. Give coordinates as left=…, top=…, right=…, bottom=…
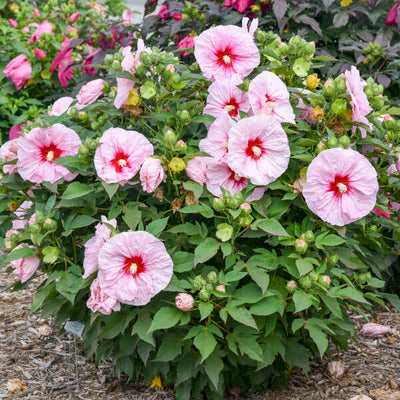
left=183, top=181, right=203, bottom=200
left=5, top=246, right=37, bottom=264
left=250, top=296, right=285, bottom=316
left=335, top=248, right=365, bottom=269
left=315, top=233, right=345, bottom=249
left=226, top=302, right=258, bottom=330
left=145, top=217, right=169, bottom=236
left=204, top=352, right=223, bottom=389
left=255, top=218, right=289, bottom=237
left=102, top=182, right=119, bottom=200
left=292, top=318, right=305, bottom=333
left=148, top=307, right=182, bottom=332
left=131, top=312, right=155, bottom=345
left=99, top=311, right=137, bottom=339
left=194, top=238, right=219, bottom=266
left=154, top=334, right=183, bottom=361
left=305, top=324, right=328, bottom=356
left=246, top=264, right=269, bottom=293
left=199, top=302, right=213, bottom=321
left=64, top=215, right=96, bottom=232
left=62, top=182, right=93, bottom=200
left=336, top=287, right=370, bottom=304
left=179, top=203, right=214, bottom=218
left=172, top=252, right=194, bottom=272
left=295, top=258, right=313, bottom=276
left=293, top=291, right=313, bottom=312
left=235, top=328, right=264, bottom=362
left=321, top=295, right=342, bottom=319
left=194, top=328, right=217, bottom=361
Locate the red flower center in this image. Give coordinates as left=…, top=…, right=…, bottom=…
left=229, top=168, right=246, bottom=186
left=329, top=175, right=351, bottom=197
left=123, top=255, right=146, bottom=276
left=224, top=98, right=240, bottom=117
left=40, top=143, right=62, bottom=162
left=111, top=151, right=130, bottom=173
left=216, top=47, right=235, bottom=67
left=245, top=138, right=265, bottom=160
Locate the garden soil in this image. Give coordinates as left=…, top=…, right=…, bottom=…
left=0, top=269, right=399, bottom=400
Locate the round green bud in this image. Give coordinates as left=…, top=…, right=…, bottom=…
left=331, top=99, right=347, bottom=115
left=104, top=54, right=114, bottom=66
left=339, top=135, right=351, bottom=148
left=304, top=230, right=315, bottom=243
left=78, top=145, right=90, bottom=157
left=226, top=197, right=241, bottom=210
left=78, top=112, right=88, bottom=122
left=34, top=211, right=45, bottom=223
left=319, top=275, right=331, bottom=288
left=213, top=198, right=225, bottom=212
left=329, top=254, right=339, bottom=266
left=193, top=275, right=204, bottom=290
left=164, top=129, right=177, bottom=145
left=179, top=110, right=190, bottom=121
left=29, top=223, right=42, bottom=234
left=43, top=218, right=57, bottom=230
left=205, top=283, right=214, bottom=292
left=368, top=224, right=377, bottom=232
left=299, top=276, right=312, bottom=289
left=295, top=239, right=308, bottom=254
left=327, top=136, right=338, bottom=148
left=207, top=271, right=218, bottom=284
left=199, top=289, right=210, bottom=302
left=335, top=76, right=346, bottom=92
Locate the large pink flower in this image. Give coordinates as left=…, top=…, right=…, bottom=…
left=83, top=216, right=117, bottom=279
left=83, top=48, right=102, bottom=76
left=140, top=157, right=164, bottom=193
left=10, top=245, right=40, bottom=283
left=248, top=71, right=295, bottom=124
left=303, top=148, right=379, bottom=226
left=17, top=124, right=82, bottom=183
left=344, top=66, right=372, bottom=137
left=97, top=231, right=173, bottom=306
left=87, top=278, right=121, bottom=314
left=227, top=115, right=290, bottom=185
left=50, top=39, right=73, bottom=87
left=186, top=156, right=210, bottom=186
left=94, top=128, right=154, bottom=184
left=178, top=35, right=196, bottom=57
left=199, top=112, right=235, bottom=161
left=194, top=25, right=260, bottom=81
left=9, top=124, right=23, bottom=140
left=0, top=139, right=18, bottom=175
left=49, top=97, right=74, bottom=116
left=121, top=45, right=136, bottom=74
left=204, top=76, right=250, bottom=119
left=28, top=20, right=53, bottom=43
left=76, top=79, right=105, bottom=108
left=3, top=55, right=32, bottom=90
left=114, top=78, right=135, bottom=109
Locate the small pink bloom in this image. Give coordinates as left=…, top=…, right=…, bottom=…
left=17, top=124, right=82, bottom=184
left=373, top=208, right=391, bottom=219
left=83, top=216, right=117, bottom=279
left=227, top=115, right=290, bottom=186
left=0, top=139, right=19, bottom=175
left=34, top=48, right=46, bottom=59
left=97, top=231, right=173, bottom=306
left=140, top=157, right=164, bottom=193
left=122, top=10, right=134, bottom=25
left=28, top=214, right=36, bottom=225
left=9, top=125, right=23, bottom=140
left=240, top=202, right=251, bottom=212
left=10, top=245, right=40, bottom=283
left=386, top=3, right=400, bottom=26
left=194, top=25, right=259, bottom=80
left=295, top=239, right=306, bottom=248
left=157, top=4, right=170, bottom=20
left=50, top=40, right=74, bottom=87
left=83, top=48, right=102, bottom=76
left=114, top=78, right=135, bottom=109
left=87, top=278, right=120, bottom=315
left=175, top=293, right=194, bottom=311
left=70, top=12, right=80, bottom=22
left=173, top=12, right=182, bottom=20
left=121, top=46, right=136, bottom=74
left=33, top=8, right=40, bottom=17
left=176, top=140, right=186, bottom=148
left=94, top=128, right=154, bottom=185
left=3, top=54, right=33, bottom=90
left=8, top=19, right=18, bottom=28
left=14, top=201, right=33, bottom=219
left=76, top=79, right=105, bottom=108
left=49, top=97, right=74, bottom=116
left=322, top=275, right=331, bottom=284
left=232, top=0, right=253, bottom=13
left=178, top=35, right=196, bottom=57
left=199, top=112, right=235, bottom=161
left=324, top=79, right=333, bottom=87
left=204, top=75, right=250, bottom=119
left=248, top=71, right=295, bottom=124
left=287, top=280, right=297, bottom=289
left=166, top=64, right=175, bottom=73
left=216, top=284, right=226, bottom=292
left=344, top=66, right=372, bottom=137
left=186, top=157, right=210, bottom=186
left=361, top=322, right=391, bottom=337
left=28, top=20, right=53, bottom=43
left=303, top=148, right=379, bottom=226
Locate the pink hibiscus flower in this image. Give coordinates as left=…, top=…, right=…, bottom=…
left=122, top=10, right=134, bottom=25
left=227, top=115, right=290, bottom=185
left=49, top=97, right=74, bottom=116
left=3, top=54, right=32, bottom=90
left=140, top=157, right=164, bottom=193
left=50, top=39, right=74, bottom=87
left=303, top=148, right=379, bottom=226
left=87, top=278, right=121, bottom=315
left=199, top=112, right=235, bottom=161
left=186, top=156, right=210, bottom=186
left=0, top=139, right=19, bottom=175
left=83, top=216, right=117, bottom=279
left=97, top=231, right=173, bottom=306
left=34, top=48, right=46, bottom=59
left=28, top=20, right=53, bottom=43
left=223, top=0, right=254, bottom=13
left=194, top=25, right=260, bottom=81
left=386, top=3, right=400, bottom=26
left=248, top=71, right=295, bottom=124
left=157, top=4, right=170, bottom=20
left=203, top=75, right=250, bottom=119
left=178, top=35, right=196, bottom=57
left=114, top=78, right=135, bottom=109
left=10, top=245, right=40, bottom=283
left=344, top=66, right=372, bottom=137
left=76, top=79, right=105, bottom=108
left=121, top=39, right=152, bottom=74
left=94, top=128, right=154, bottom=185
left=17, top=124, right=82, bottom=184
left=83, top=48, right=102, bottom=76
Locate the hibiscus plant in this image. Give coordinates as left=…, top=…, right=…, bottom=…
left=0, top=17, right=400, bottom=400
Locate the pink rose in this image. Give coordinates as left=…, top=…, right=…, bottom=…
left=140, top=157, right=164, bottom=193
left=34, top=48, right=46, bottom=59
left=175, top=293, right=194, bottom=311
left=76, top=79, right=105, bottom=108
left=3, top=55, right=33, bottom=90
left=28, top=20, right=53, bottom=44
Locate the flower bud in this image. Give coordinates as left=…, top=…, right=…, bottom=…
left=175, top=293, right=194, bottom=311
left=199, top=288, right=210, bottom=302
left=327, top=136, right=338, bottom=148
left=304, top=230, right=314, bottom=243
left=331, top=99, right=347, bottom=115
left=193, top=276, right=203, bottom=290
left=168, top=157, right=186, bottom=173
left=329, top=254, right=339, bottom=266
left=216, top=284, right=226, bottom=293
left=240, top=202, right=251, bottom=213
left=164, top=129, right=177, bottom=145
left=287, top=280, right=297, bottom=291
left=216, top=223, right=233, bottom=242
left=299, top=276, right=312, bottom=289
left=179, top=110, right=190, bottom=121
left=207, top=271, right=218, bottom=284
left=78, top=145, right=90, bottom=157
left=335, top=76, right=346, bottom=92
left=175, top=140, right=187, bottom=151
left=29, top=223, right=42, bottom=234
left=295, top=239, right=308, bottom=254
left=339, top=135, right=351, bottom=147
left=319, top=275, right=331, bottom=288
left=34, top=211, right=45, bottom=223
left=213, top=198, right=225, bottom=212
left=44, top=218, right=57, bottom=230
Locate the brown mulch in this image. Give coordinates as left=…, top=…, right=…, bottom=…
left=0, top=268, right=399, bottom=400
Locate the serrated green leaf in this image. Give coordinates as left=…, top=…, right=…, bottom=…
left=62, top=182, right=93, bottom=200
left=199, top=302, right=213, bottom=321
left=305, top=324, right=328, bottom=356
left=148, top=307, right=182, bottom=332
left=295, top=258, right=313, bottom=276
left=145, top=217, right=169, bottom=236
left=194, top=238, right=219, bottom=266
left=226, top=302, right=258, bottom=330
left=255, top=218, right=289, bottom=237
left=204, top=352, right=223, bottom=389
left=194, top=328, right=217, bottom=361
left=293, top=291, right=313, bottom=312
left=250, top=296, right=285, bottom=316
